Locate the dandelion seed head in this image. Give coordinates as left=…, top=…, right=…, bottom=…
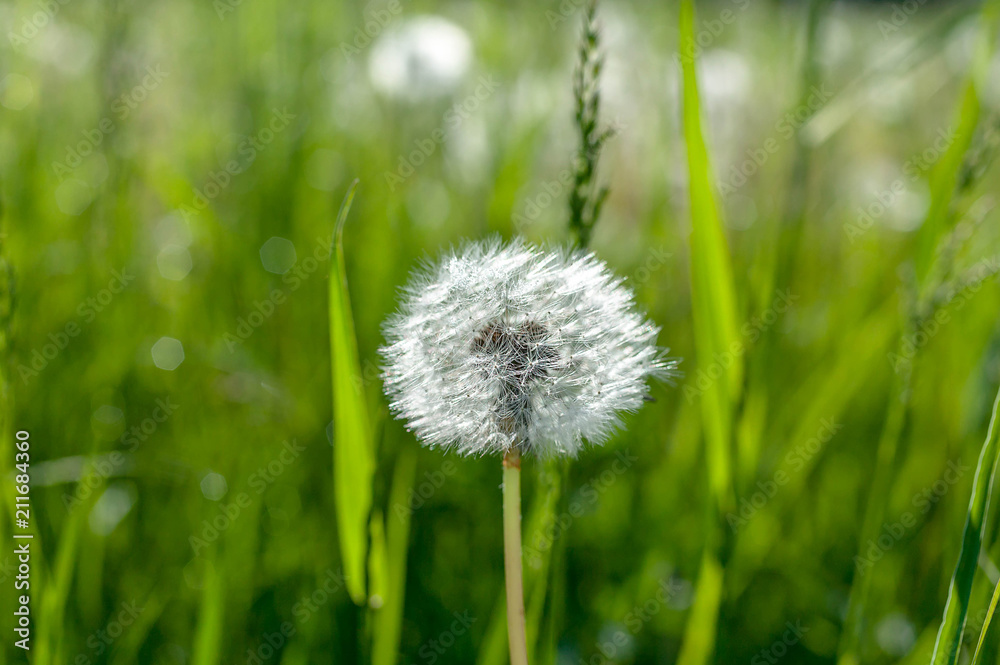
left=380, top=239, right=674, bottom=457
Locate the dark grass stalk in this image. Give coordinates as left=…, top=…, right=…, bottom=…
left=568, top=1, right=614, bottom=248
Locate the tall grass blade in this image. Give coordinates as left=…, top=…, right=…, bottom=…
left=678, top=0, right=741, bottom=507
left=677, top=552, right=725, bottom=665
left=929, top=383, right=1000, bottom=665
left=191, top=560, right=224, bottom=665
left=372, top=445, right=417, bottom=665
left=330, top=179, right=375, bottom=605
left=676, top=1, right=742, bottom=662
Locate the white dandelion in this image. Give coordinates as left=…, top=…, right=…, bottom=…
left=380, top=238, right=673, bottom=458
left=380, top=237, right=673, bottom=665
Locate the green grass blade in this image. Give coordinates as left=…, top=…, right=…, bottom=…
left=368, top=510, right=387, bottom=606
left=191, top=560, right=224, bottom=665
left=971, top=577, right=1000, bottom=665
left=676, top=1, right=741, bottom=663
left=679, top=0, right=741, bottom=508
left=929, top=383, right=1000, bottom=665
left=475, top=599, right=510, bottom=665
left=525, top=460, right=562, bottom=664
left=677, top=552, right=725, bottom=665
left=372, top=445, right=417, bottom=665
left=330, top=179, right=375, bottom=606
left=34, top=462, right=104, bottom=665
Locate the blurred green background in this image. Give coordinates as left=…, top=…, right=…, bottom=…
left=3, top=0, right=1000, bottom=663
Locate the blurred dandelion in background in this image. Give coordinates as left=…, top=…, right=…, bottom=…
left=368, top=15, right=472, bottom=102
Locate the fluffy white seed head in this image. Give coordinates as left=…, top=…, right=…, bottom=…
left=380, top=238, right=674, bottom=457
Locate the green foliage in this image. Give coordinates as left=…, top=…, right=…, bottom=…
left=329, top=181, right=375, bottom=606
left=2, top=1, right=1000, bottom=663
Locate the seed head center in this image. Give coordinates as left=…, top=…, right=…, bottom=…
left=472, top=321, right=557, bottom=388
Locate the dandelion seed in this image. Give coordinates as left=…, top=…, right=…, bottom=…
left=380, top=238, right=674, bottom=457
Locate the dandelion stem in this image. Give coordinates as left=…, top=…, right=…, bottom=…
left=502, top=447, right=529, bottom=665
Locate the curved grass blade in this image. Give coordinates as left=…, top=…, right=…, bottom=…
left=970, top=576, right=1000, bottom=665
left=930, top=383, right=1000, bottom=665
left=330, top=179, right=376, bottom=606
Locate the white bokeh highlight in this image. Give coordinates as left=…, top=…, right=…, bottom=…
left=151, top=337, right=185, bottom=370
